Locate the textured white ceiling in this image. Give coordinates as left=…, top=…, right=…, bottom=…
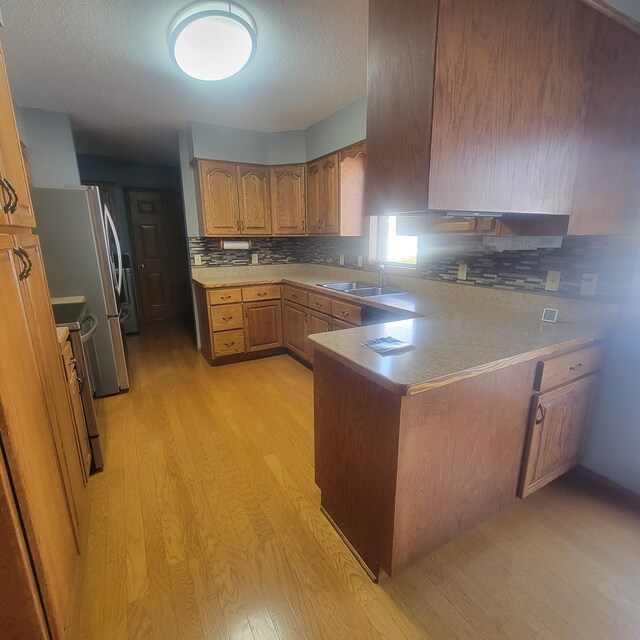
left=1, top=0, right=368, bottom=165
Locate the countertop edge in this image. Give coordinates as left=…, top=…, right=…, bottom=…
left=310, top=330, right=608, bottom=397
left=192, top=276, right=423, bottom=317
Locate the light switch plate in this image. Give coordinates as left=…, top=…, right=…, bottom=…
left=457, top=261, right=468, bottom=281
left=339, top=254, right=345, bottom=266
left=194, top=254, right=203, bottom=266
left=252, top=253, right=259, bottom=265
left=580, top=273, right=598, bottom=297
left=545, top=270, right=561, bottom=292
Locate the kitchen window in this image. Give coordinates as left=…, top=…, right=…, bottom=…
left=373, top=216, right=419, bottom=267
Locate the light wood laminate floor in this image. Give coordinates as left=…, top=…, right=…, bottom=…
left=68, top=321, right=640, bottom=639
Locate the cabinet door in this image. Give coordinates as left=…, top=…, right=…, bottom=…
left=429, top=0, right=596, bottom=215
left=319, top=154, right=340, bottom=234
left=339, top=142, right=366, bottom=236
left=283, top=301, right=308, bottom=360
left=0, top=41, right=35, bottom=228
left=196, top=160, right=240, bottom=236
left=306, top=159, right=322, bottom=234
left=308, top=311, right=332, bottom=364
left=244, top=300, right=283, bottom=352
left=0, top=234, right=78, bottom=638
left=237, top=164, right=271, bottom=235
left=67, top=371, right=92, bottom=481
left=16, top=235, right=86, bottom=538
left=520, top=375, right=597, bottom=498
left=270, top=165, right=307, bottom=235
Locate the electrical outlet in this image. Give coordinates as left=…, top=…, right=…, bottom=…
left=545, top=270, right=561, bottom=292
left=193, top=254, right=203, bottom=266
left=339, top=254, right=345, bottom=266
left=251, top=253, right=259, bottom=265
left=357, top=255, right=364, bottom=268
left=457, top=261, right=468, bottom=281
left=580, top=273, right=598, bottom=297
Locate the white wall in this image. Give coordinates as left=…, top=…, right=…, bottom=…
left=17, top=107, right=81, bottom=188
left=583, top=248, right=640, bottom=493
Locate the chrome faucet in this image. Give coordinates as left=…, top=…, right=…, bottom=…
left=372, top=260, right=386, bottom=289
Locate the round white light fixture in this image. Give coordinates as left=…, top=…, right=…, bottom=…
left=169, top=1, right=257, bottom=81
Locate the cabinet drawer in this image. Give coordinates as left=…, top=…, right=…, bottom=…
left=242, top=285, right=281, bottom=302
left=283, top=286, right=308, bottom=307
left=210, top=303, right=244, bottom=332
left=308, top=292, right=332, bottom=314
left=537, top=344, right=605, bottom=392
left=331, top=299, right=362, bottom=325
left=213, top=330, right=246, bottom=357
left=207, top=288, right=242, bottom=305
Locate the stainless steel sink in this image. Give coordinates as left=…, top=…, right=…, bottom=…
left=317, top=281, right=373, bottom=292
left=317, top=282, right=405, bottom=297
left=350, top=287, right=404, bottom=298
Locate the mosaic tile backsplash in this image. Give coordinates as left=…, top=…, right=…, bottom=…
left=189, top=235, right=637, bottom=303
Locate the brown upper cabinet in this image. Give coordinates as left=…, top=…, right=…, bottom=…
left=237, top=164, right=271, bottom=235
left=195, top=160, right=241, bottom=236
left=194, top=141, right=366, bottom=238
left=366, top=0, right=640, bottom=235
left=307, top=142, right=366, bottom=237
left=270, top=164, right=307, bottom=235
left=0, top=41, right=35, bottom=229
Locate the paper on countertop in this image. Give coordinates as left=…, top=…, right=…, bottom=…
left=361, top=336, right=414, bottom=356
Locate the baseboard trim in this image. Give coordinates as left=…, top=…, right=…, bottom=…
left=573, top=465, right=640, bottom=508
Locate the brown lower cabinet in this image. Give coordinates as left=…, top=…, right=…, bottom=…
left=282, top=300, right=309, bottom=361
left=245, top=300, right=283, bottom=352
left=313, top=339, right=604, bottom=579
left=519, top=374, right=598, bottom=498
left=0, top=234, right=80, bottom=638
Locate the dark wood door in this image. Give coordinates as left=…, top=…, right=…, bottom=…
left=126, top=189, right=190, bottom=322
left=520, top=375, right=597, bottom=498
left=282, top=301, right=308, bottom=360
left=244, top=300, right=283, bottom=352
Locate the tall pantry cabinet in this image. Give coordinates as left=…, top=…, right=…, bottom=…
left=0, top=38, right=84, bottom=639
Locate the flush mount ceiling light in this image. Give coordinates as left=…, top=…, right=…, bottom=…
left=169, top=1, right=257, bottom=81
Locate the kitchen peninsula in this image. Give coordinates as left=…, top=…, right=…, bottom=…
left=193, top=263, right=612, bottom=580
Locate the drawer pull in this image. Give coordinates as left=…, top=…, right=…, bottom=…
left=224, top=341, right=235, bottom=348
left=291, top=294, right=298, bottom=299
left=535, top=405, right=546, bottom=425
left=341, top=310, right=350, bottom=318
left=257, top=292, right=267, bottom=297
left=221, top=295, right=232, bottom=300
left=315, top=302, right=322, bottom=307
left=222, top=316, right=233, bottom=322
left=569, top=363, right=584, bottom=371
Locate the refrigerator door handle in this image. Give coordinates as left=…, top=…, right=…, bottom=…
left=104, top=204, right=123, bottom=295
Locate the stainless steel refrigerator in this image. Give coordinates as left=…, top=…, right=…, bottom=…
left=32, top=186, right=130, bottom=396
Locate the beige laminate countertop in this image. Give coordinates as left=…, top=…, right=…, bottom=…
left=192, top=265, right=613, bottom=395
left=56, top=326, right=70, bottom=346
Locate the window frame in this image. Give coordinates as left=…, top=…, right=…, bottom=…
left=372, top=216, right=419, bottom=270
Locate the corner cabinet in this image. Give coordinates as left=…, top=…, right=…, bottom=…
left=270, top=164, right=307, bottom=235
left=193, top=141, right=366, bottom=238
left=0, top=41, right=35, bottom=228
left=366, top=0, right=640, bottom=234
